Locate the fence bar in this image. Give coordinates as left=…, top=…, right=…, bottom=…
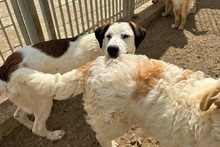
left=90, top=0, right=95, bottom=31
left=0, top=51, right=5, bottom=62
left=84, top=0, right=90, bottom=33
left=99, top=0, right=103, bottom=25
left=94, top=0, right=99, bottom=27
left=10, top=0, right=31, bottom=45
left=115, top=0, right=118, bottom=20
left=78, top=0, right=85, bottom=33
left=39, top=0, right=57, bottom=40
left=58, top=0, right=68, bottom=37
left=104, top=0, right=107, bottom=23
left=65, top=0, right=74, bottom=36
left=123, top=0, right=135, bottom=20
left=108, top=0, right=111, bottom=21
left=72, top=0, right=80, bottom=35
left=0, top=18, right=13, bottom=52
left=119, top=0, right=122, bottom=18
left=27, top=0, right=44, bottom=42
left=17, top=0, right=40, bottom=44
left=50, top=0, right=61, bottom=38
left=5, top=0, right=23, bottom=47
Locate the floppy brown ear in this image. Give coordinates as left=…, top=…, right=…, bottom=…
left=95, top=23, right=111, bottom=48
left=200, top=83, right=220, bottom=111
left=128, top=21, right=146, bottom=49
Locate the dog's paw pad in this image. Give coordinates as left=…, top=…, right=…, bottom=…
left=47, top=130, right=65, bottom=141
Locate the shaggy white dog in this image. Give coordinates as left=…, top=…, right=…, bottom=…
left=2, top=54, right=220, bottom=146
left=0, top=21, right=146, bottom=141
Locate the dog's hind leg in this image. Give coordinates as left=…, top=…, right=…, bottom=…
left=172, top=6, right=181, bottom=29
left=32, top=99, right=65, bottom=141
left=162, top=0, right=173, bottom=16
left=178, top=2, right=190, bottom=30
left=14, top=107, right=33, bottom=130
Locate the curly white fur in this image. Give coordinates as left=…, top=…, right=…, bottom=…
left=5, top=54, right=220, bottom=146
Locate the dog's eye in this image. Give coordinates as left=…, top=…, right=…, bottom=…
left=122, top=34, right=130, bottom=39
left=106, top=34, right=112, bottom=39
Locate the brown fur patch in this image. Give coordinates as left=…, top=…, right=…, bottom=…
left=76, top=61, right=95, bottom=83
left=0, top=52, right=23, bottom=82
left=32, top=37, right=78, bottom=58
left=128, top=21, right=146, bottom=48
left=133, top=58, right=163, bottom=99
left=176, top=69, right=192, bottom=83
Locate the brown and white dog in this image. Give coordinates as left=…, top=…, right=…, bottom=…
left=161, top=0, right=195, bottom=29
left=0, top=21, right=146, bottom=141
left=2, top=54, right=220, bottom=146
left=0, top=21, right=146, bottom=80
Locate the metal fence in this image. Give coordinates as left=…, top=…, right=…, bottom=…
left=0, top=0, right=149, bottom=65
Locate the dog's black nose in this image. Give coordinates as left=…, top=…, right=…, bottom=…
left=107, top=45, right=119, bottom=58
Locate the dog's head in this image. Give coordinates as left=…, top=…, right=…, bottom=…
left=95, top=21, right=146, bottom=58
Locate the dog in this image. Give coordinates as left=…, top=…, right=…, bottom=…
left=0, top=21, right=146, bottom=80
left=3, top=54, right=220, bottom=146
left=161, top=0, right=194, bottom=29
left=0, top=21, right=146, bottom=141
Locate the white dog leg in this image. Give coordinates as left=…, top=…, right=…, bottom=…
left=92, top=122, right=130, bottom=147
left=14, top=107, right=33, bottom=130
left=32, top=100, right=65, bottom=141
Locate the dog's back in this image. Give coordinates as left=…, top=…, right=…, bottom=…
left=18, top=33, right=102, bottom=74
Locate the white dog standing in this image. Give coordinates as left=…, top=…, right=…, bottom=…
left=2, top=54, right=220, bottom=146
left=0, top=21, right=146, bottom=141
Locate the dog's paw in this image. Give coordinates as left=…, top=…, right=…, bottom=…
left=161, top=12, right=167, bottom=17
left=172, top=24, right=178, bottom=29
left=178, top=26, right=184, bottom=30
left=47, top=130, right=65, bottom=141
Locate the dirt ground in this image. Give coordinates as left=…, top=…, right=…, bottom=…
left=0, top=0, right=220, bottom=146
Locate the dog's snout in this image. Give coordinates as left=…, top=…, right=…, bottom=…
left=107, top=45, right=119, bottom=58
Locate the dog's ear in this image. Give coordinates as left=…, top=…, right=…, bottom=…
left=200, top=83, right=220, bottom=111
left=128, top=21, right=146, bottom=49
left=95, top=23, right=111, bottom=48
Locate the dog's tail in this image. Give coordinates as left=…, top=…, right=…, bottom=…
left=200, top=81, right=220, bottom=111
left=11, top=68, right=84, bottom=100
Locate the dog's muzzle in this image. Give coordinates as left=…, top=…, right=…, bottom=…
left=107, top=45, right=119, bottom=58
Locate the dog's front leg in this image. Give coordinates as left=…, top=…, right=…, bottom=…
left=32, top=98, right=65, bottom=141
left=88, top=120, right=130, bottom=147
